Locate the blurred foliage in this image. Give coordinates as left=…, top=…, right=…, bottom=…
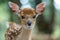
left=0, top=1, right=10, bottom=40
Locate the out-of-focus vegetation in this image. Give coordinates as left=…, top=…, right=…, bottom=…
left=0, top=2, right=10, bottom=40
left=0, top=0, right=60, bottom=40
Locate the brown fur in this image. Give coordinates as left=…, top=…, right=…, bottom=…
left=5, top=22, right=22, bottom=40
left=20, top=8, right=36, bottom=15
left=20, top=8, right=36, bottom=26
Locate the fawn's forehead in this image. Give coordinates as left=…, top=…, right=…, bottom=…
left=20, top=8, right=36, bottom=16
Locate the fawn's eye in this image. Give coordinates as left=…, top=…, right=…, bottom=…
left=21, top=16, right=25, bottom=19
left=32, top=15, right=36, bottom=18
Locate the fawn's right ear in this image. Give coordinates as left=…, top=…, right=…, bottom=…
left=8, top=1, right=20, bottom=12
left=36, top=2, right=46, bottom=15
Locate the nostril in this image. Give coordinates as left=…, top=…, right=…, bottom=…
left=27, top=21, right=31, bottom=26
left=28, top=23, right=31, bottom=26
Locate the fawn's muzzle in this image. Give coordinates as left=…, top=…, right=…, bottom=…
left=27, top=21, right=31, bottom=26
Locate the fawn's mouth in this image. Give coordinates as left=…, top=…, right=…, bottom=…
left=26, top=26, right=32, bottom=30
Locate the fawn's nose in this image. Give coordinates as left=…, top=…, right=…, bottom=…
left=27, top=21, right=31, bottom=26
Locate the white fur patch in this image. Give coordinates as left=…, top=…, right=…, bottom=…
left=6, top=22, right=9, bottom=28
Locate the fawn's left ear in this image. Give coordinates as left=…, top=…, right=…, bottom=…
left=36, top=2, right=46, bottom=15
left=8, top=1, right=20, bottom=12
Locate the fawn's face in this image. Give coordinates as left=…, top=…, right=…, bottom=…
left=8, top=2, right=45, bottom=30
left=20, top=8, right=36, bottom=29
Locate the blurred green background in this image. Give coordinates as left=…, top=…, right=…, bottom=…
left=0, top=0, right=60, bottom=40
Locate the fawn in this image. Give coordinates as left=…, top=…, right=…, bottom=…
left=5, top=2, right=45, bottom=40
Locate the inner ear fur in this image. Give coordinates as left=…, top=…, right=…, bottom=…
left=36, top=2, right=46, bottom=15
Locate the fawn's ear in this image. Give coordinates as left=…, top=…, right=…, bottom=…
left=8, top=1, right=20, bottom=12
left=36, top=2, right=46, bottom=15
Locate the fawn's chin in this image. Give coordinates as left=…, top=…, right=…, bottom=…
left=22, top=24, right=34, bottom=30
left=26, top=25, right=34, bottom=30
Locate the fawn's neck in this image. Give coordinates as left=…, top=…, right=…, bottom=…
left=16, top=27, right=32, bottom=40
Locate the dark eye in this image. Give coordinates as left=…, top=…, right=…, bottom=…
left=32, top=15, right=36, bottom=18
left=21, top=16, right=25, bottom=19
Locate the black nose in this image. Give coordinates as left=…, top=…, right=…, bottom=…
left=27, top=21, right=31, bottom=26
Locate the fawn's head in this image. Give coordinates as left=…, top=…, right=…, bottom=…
left=8, top=2, right=45, bottom=30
